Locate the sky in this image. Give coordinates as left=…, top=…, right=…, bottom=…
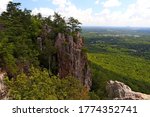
left=0, top=0, right=150, bottom=27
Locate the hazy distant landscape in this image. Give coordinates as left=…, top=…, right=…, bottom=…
left=82, top=27, right=150, bottom=99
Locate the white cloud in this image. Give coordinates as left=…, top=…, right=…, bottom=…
left=95, top=0, right=100, bottom=5
left=102, top=0, right=122, bottom=8
left=52, top=0, right=93, bottom=25
left=32, top=0, right=93, bottom=25
left=126, top=0, right=150, bottom=19
left=31, top=0, right=150, bottom=27
left=124, top=0, right=150, bottom=26
left=32, top=8, right=54, bottom=17
left=52, top=0, right=71, bottom=8
left=0, top=0, right=12, bottom=14
left=92, top=0, right=150, bottom=27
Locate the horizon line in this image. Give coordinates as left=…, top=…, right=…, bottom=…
left=81, top=25, right=150, bottom=28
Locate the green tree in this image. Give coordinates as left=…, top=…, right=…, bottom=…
left=54, top=76, right=89, bottom=100
left=5, top=67, right=57, bottom=100
left=67, top=17, right=82, bottom=33
left=53, top=12, right=67, bottom=33
left=0, top=37, right=17, bottom=77
left=0, top=2, right=39, bottom=76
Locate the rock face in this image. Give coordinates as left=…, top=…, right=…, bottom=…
left=55, top=33, right=92, bottom=90
left=106, top=80, right=150, bottom=100
left=0, top=72, right=7, bottom=100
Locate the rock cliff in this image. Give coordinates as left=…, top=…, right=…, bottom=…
left=106, top=80, right=150, bottom=100
left=55, top=33, right=92, bottom=90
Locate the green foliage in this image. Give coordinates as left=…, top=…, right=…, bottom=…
left=81, top=47, right=88, bottom=54
left=0, top=1, right=87, bottom=100
left=88, top=53, right=150, bottom=99
left=6, top=68, right=57, bottom=100
left=67, top=17, right=82, bottom=33
left=5, top=67, right=57, bottom=100
left=5, top=67, right=89, bottom=100
left=0, top=37, right=17, bottom=76
left=53, top=12, right=67, bottom=34
left=53, top=76, right=89, bottom=100
left=83, top=28, right=150, bottom=99
left=89, top=92, right=100, bottom=100
left=0, top=2, right=82, bottom=76
left=0, top=1, right=39, bottom=76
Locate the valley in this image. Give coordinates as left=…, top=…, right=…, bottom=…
left=82, top=27, right=150, bottom=99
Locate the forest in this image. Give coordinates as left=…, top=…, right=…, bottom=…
left=82, top=27, right=150, bottom=99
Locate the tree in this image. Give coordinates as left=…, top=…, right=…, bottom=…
left=5, top=67, right=58, bottom=100
left=53, top=12, right=67, bottom=33
left=0, top=2, right=39, bottom=76
left=67, top=17, right=82, bottom=33
left=0, top=37, right=17, bottom=77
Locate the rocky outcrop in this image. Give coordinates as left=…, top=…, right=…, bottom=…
left=0, top=72, right=8, bottom=100
left=106, top=80, right=150, bottom=100
left=55, top=33, right=92, bottom=90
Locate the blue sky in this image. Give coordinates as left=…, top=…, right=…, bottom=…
left=0, top=0, right=150, bottom=27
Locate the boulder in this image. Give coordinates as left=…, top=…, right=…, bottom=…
left=106, top=80, right=150, bottom=100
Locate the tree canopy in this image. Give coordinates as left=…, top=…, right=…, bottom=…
left=5, top=67, right=89, bottom=100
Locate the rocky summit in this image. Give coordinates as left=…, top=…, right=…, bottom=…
left=55, top=33, right=92, bottom=90
left=106, top=80, right=150, bottom=100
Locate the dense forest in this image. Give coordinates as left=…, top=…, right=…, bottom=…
left=82, top=27, right=150, bottom=99
left=0, top=2, right=89, bottom=100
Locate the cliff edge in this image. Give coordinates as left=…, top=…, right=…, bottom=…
left=55, top=33, right=92, bottom=90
